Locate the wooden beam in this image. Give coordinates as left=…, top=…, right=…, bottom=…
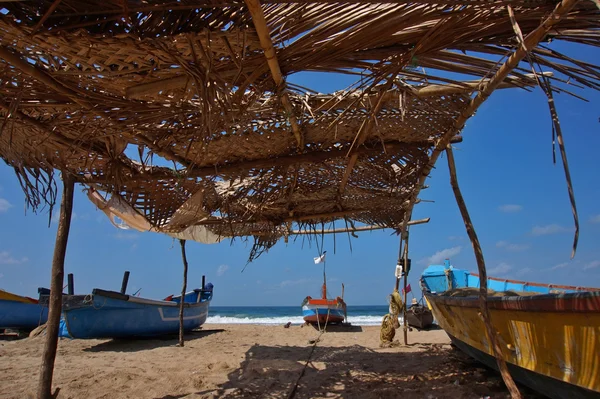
left=125, top=71, right=550, bottom=105
left=244, top=0, right=303, bottom=148
left=37, top=173, right=74, bottom=399
left=83, top=138, right=463, bottom=183
left=413, top=72, right=553, bottom=97
left=445, top=146, right=520, bottom=398
left=310, top=72, right=553, bottom=111
left=289, top=217, right=430, bottom=234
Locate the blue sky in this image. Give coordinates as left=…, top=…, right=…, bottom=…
left=0, top=43, right=598, bottom=306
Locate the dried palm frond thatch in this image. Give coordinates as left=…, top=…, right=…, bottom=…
left=0, top=0, right=598, bottom=259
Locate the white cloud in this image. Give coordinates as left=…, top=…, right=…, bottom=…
left=590, top=215, right=600, bottom=224
left=583, top=261, right=600, bottom=271
left=496, top=241, right=530, bottom=252
left=0, top=251, right=28, bottom=265
left=550, top=262, right=569, bottom=270
left=487, top=262, right=512, bottom=276
left=0, top=198, right=12, bottom=213
left=531, top=224, right=567, bottom=236
left=498, top=204, right=522, bottom=213
left=216, top=264, right=230, bottom=276
left=420, top=246, right=462, bottom=265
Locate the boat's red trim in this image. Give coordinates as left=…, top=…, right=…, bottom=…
left=470, top=273, right=600, bottom=292
left=427, top=291, right=600, bottom=313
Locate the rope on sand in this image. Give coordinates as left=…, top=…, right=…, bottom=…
left=380, top=290, right=403, bottom=347
left=287, top=330, right=324, bottom=399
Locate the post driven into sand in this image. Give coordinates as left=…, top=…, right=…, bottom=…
left=37, top=173, right=74, bottom=399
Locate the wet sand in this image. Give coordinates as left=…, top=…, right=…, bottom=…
left=0, top=324, right=541, bottom=398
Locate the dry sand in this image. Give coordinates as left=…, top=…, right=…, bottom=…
left=0, top=324, right=542, bottom=399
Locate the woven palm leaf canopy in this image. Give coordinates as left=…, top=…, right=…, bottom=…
left=1, top=0, right=599, bottom=259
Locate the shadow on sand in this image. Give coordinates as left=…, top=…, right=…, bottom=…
left=82, top=329, right=225, bottom=353
left=153, top=342, right=544, bottom=399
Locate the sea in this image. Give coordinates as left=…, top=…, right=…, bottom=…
left=206, top=305, right=392, bottom=326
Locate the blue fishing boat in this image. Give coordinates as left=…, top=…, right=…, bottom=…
left=59, top=285, right=213, bottom=339
left=421, top=260, right=600, bottom=399
left=0, top=289, right=48, bottom=331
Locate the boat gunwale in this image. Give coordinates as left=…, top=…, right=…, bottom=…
left=304, top=298, right=346, bottom=306
left=425, top=290, right=600, bottom=312
left=92, top=288, right=212, bottom=308
left=469, top=273, right=600, bottom=292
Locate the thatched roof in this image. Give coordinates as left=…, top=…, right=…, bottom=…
left=0, top=0, right=598, bottom=257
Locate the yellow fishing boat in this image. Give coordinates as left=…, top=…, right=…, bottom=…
left=421, top=262, right=600, bottom=399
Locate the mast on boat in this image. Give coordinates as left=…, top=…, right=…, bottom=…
left=322, top=257, right=327, bottom=299
left=314, top=251, right=327, bottom=299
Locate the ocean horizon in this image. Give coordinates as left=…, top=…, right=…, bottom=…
left=206, top=305, right=392, bottom=326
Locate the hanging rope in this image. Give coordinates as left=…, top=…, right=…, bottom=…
left=380, top=290, right=403, bottom=346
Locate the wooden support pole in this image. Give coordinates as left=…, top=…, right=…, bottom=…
left=446, top=146, right=521, bottom=398
left=402, top=230, right=409, bottom=346
left=178, top=239, right=189, bottom=347
left=394, top=234, right=403, bottom=292
left=37, top=172, right=74, bottom=399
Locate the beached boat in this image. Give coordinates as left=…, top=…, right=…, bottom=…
left=302, top=252, right=347, bottom=325
left=0, top=289, right=48, bottom=331
left=59, top=286, right=213, bottom=339
left=405, top=298, right=434, bottom=329
left=420, top=260, right=600, bottom=399
left=301, top=290, right=347, bottom=325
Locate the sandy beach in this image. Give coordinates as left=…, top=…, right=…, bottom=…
left=0, top=324, right=542, bottom=399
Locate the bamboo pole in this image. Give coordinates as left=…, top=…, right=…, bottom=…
left=446, top=146, right=521, bottom=398
left=394, top=233, right=404, bottom=292
left=37, top=173, right=74, bottom=399
left=178, top=239, right=189, bottom=347
left=244, top=0, right=303, bottom=149
left=292, top=218, right=430, bottom=235
left=402, top=229, right=409, bottom=346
